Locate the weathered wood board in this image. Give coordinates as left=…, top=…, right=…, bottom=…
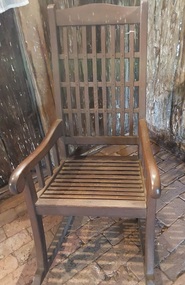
left=0, top=9, right=42, bottom=190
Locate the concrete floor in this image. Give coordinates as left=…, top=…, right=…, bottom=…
left=0, top=143, right=185, bottom=285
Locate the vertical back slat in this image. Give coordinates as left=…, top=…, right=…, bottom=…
left=48, top=5, right=62, bottom=119
left=63, top=27, right=74, bottom=136
left=45, top=153, right=53, bottom=177
left=82, top=26, right=90, bottom=136
left=139, top=0, right=148, bottom=119
left=101, top=26, right=107, bottom=136
left=92, top=26, right=99, bottom=136
left=110, top=25, right=116, bottom=136
left=129, top=24, right=135, bottom=135
left=72, top=27, right=83, bottom=135
left=120, top=25, right=125, bottom=135
left=53, top=143, right=60, bottom=166
left=35, top=162, right=45, bottom=189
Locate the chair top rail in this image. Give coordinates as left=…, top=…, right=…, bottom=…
left=54, top=4, right=140, bottom=26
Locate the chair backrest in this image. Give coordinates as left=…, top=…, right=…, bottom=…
left=48, top=1, right=148, bottom=146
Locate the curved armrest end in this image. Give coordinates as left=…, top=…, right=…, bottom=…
left=153, top=188, right=161, bottom=199
left=150, top=170, right=161, bottom=199
left=9, top=166, right=26, bottom=195
left=148, top=160, right=161, bottom=199
left=8, top=119, right=63, bottom=195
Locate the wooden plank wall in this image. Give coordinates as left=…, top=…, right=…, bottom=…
left=0, top=9, right=42, bottom=190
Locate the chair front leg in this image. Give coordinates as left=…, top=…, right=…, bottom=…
left=145, top=197, right=156, bottom=285
left=24, top=174, right=48, bottom=285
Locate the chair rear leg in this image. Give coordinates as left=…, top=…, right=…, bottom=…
left=25, top=175, right=48, bottom=285
left=145, top=198, right=156, bottom=285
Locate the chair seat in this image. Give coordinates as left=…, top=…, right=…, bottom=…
left=36, top=156, right=146, bottom=218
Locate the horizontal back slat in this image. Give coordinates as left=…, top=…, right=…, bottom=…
left=65, top=136, right=139, bottom=145
left=56, top=4, right=140, bottom=26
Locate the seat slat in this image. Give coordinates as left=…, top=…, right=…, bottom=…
left=63, top=161, right=140, bottom=169
left=65, top=160, right=139, bottom=164
left=43, top=188, right=145, bottom=194
left=48, top=185, right=143, bottom=191
left=62, top=167, right=140, bottom=171
left=50, top=182, right=142, bottom=186
left=59, top=171, right=139, bottom=181
left=55, top=173, right=141, bottom=179
left=46, top=192, right=144, bottom=198
left=41, top=194, right=145, bottom=200
left=66, top=156, right=139, bottom=161
left=52, top=179, right=142, bottom=183
left=62, top=166, right=140, bottom=171
left=65, top=159, right=139, bottom=163
left=58, top=170, right=140, bottom=175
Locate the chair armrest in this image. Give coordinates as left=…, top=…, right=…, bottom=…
left=9, top=119, right=63, bottom=195
left=139, top=119, right=161, bottom=199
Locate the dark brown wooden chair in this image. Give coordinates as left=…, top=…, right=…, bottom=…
left=9, top=1, right=161, bottom=284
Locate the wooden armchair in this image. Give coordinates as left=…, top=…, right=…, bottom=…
left=9, top=1, right=161, bottom=284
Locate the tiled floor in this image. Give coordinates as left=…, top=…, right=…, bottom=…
left=0, top=143, right=185, bottom=285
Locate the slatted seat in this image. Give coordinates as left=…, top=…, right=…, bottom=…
left=42, top=158, right=145, bottom=201
left=9, top=2, right=161, bottom=285
left=37, top=157, right=146, bottom=217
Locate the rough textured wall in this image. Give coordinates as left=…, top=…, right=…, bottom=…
left=0, top=9, right=42, bottom=188
left=147, top=0, right=185, bottom=158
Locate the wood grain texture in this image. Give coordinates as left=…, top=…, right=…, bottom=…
left=0, top=9, right=42, bottom=189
